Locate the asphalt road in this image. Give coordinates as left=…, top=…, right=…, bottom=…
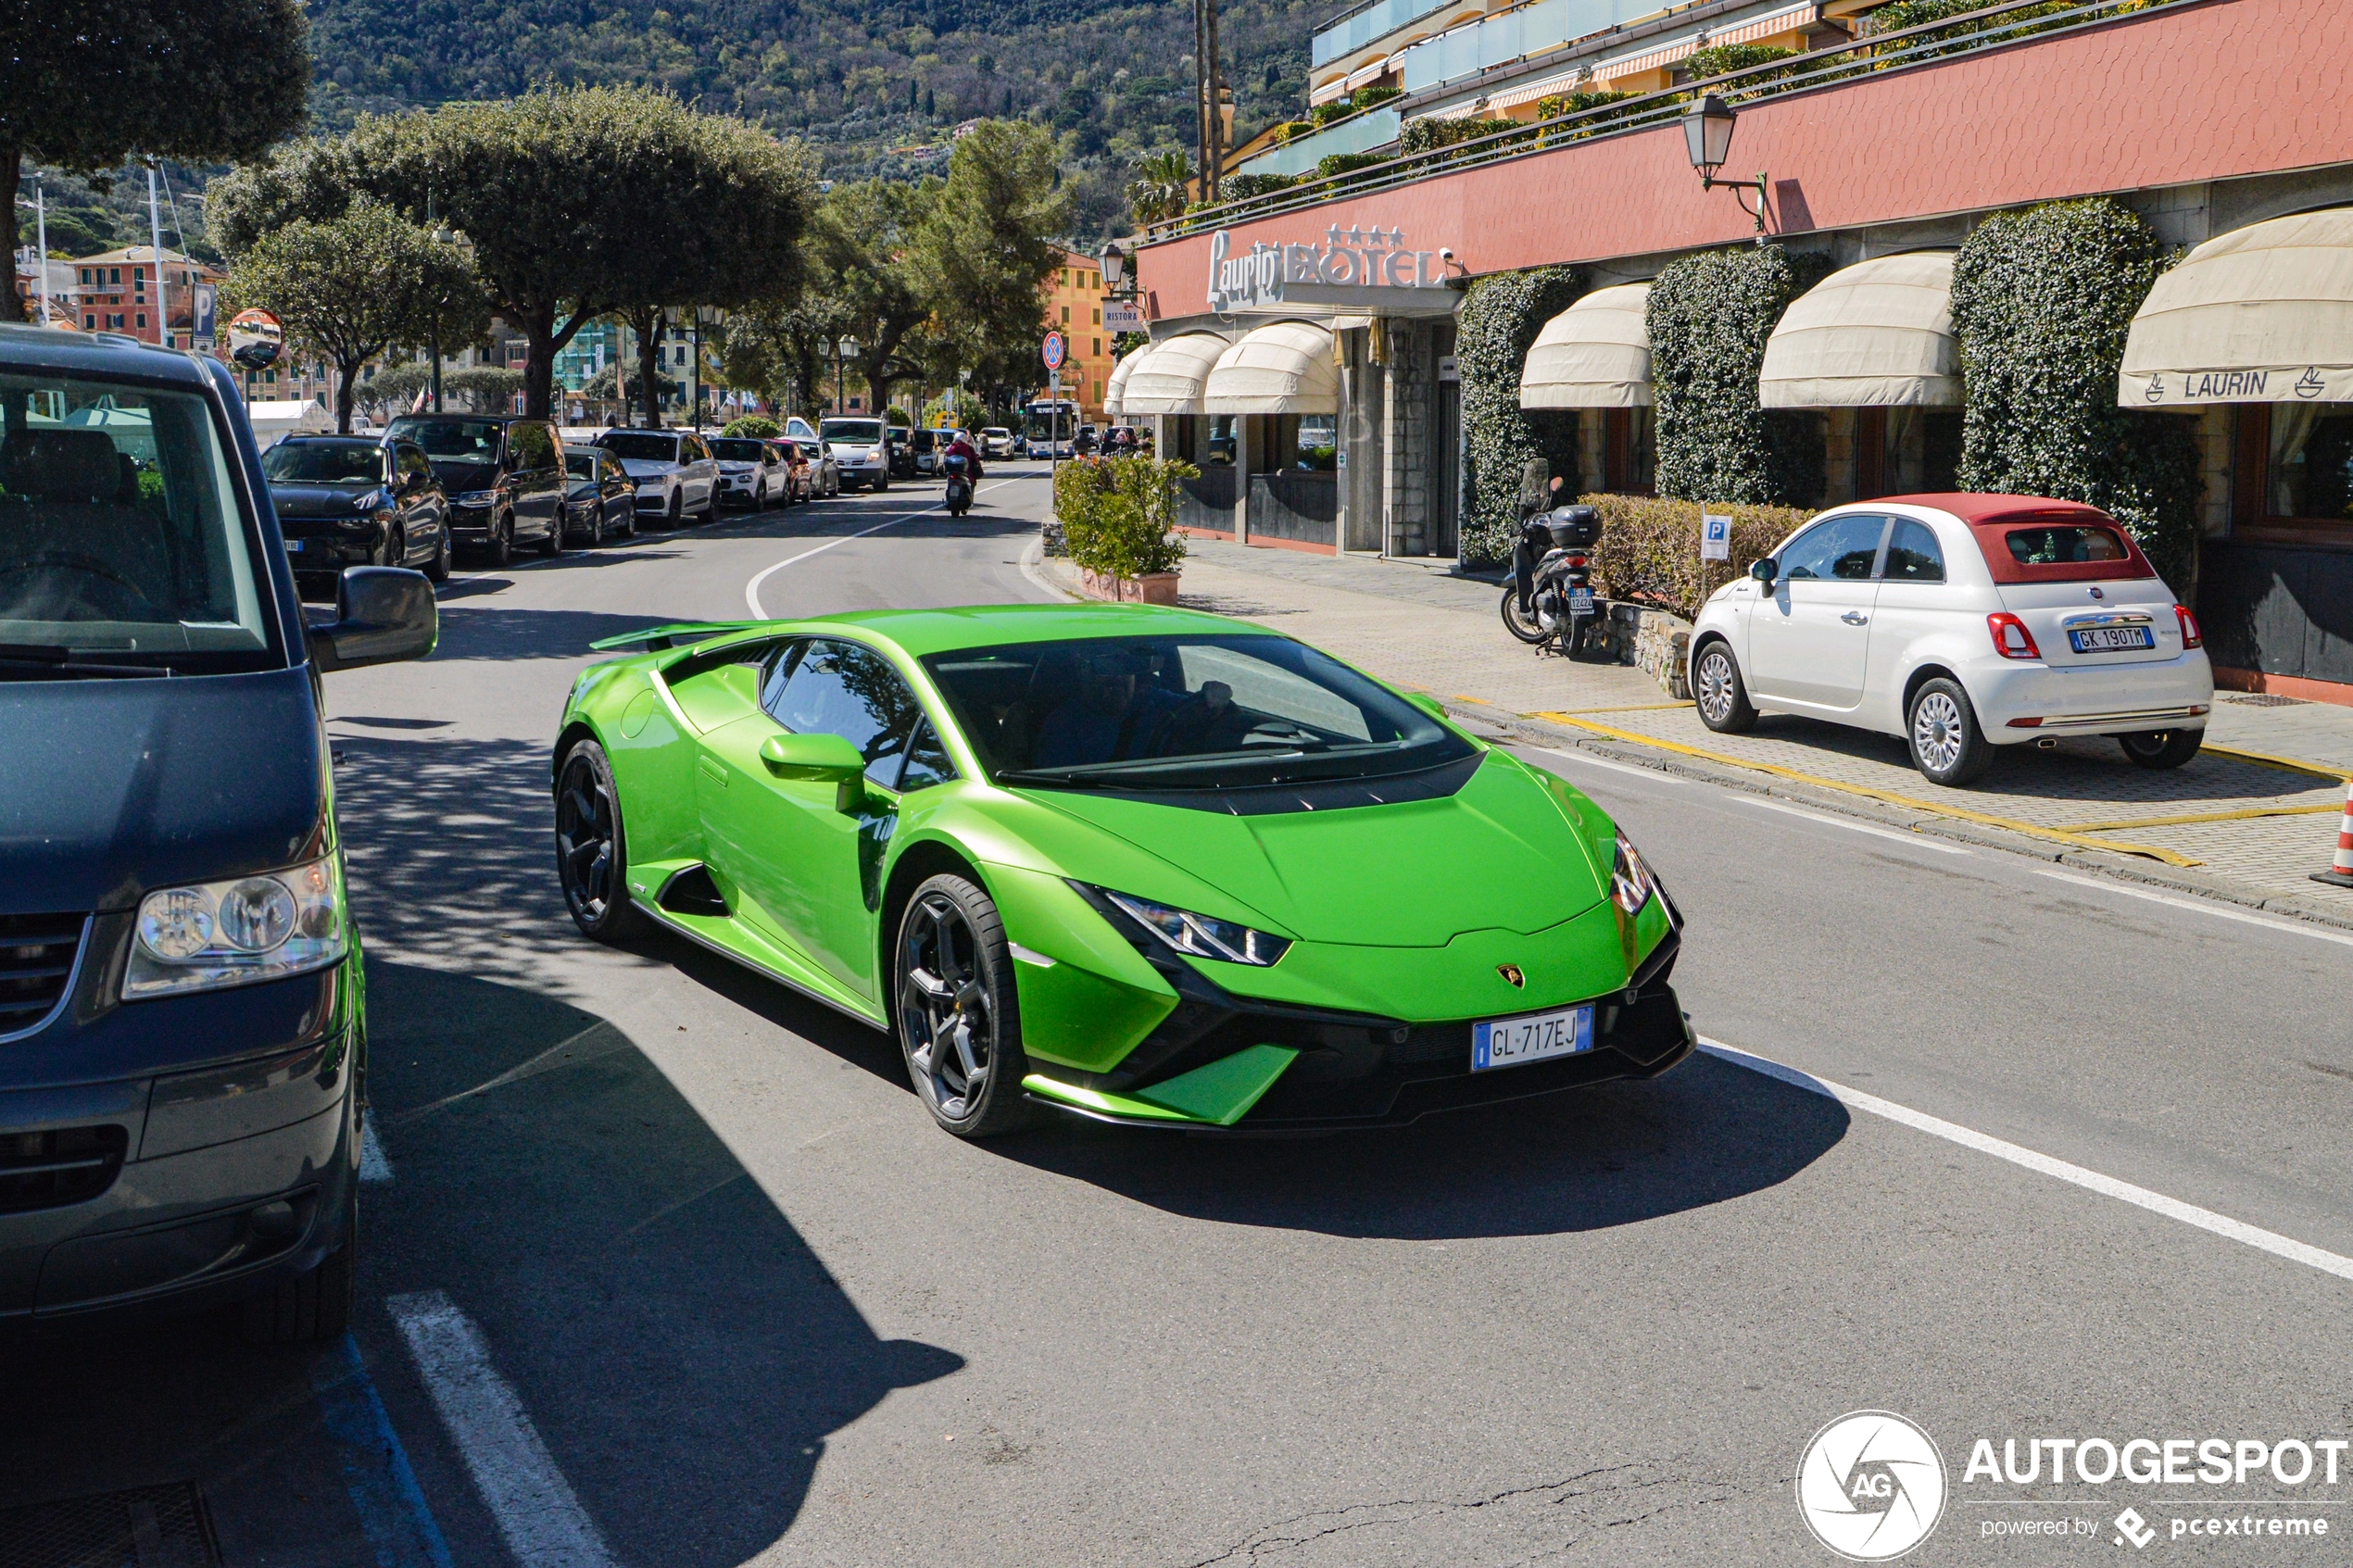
left=9, top=465, right=2351, bottom=1567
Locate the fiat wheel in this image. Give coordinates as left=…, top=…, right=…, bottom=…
left=555, top=739, right=643, bottom=942
left=896, top=874, right=1037, bottom=1137
left=1907, top=677, right=1994, bottom=786
left=2119, top=728, right=2202, bottom=769
left=1693, top=641, right=1757, bottom=733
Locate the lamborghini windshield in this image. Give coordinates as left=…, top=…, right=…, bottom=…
left=923, top=634, right=1474, bottom=790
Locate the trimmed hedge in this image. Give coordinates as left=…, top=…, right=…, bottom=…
left=1582, top=494, right=1810, bottom=619
left=1648, top=245, right=1831, bottom=507
left=1399, top=116, right=1519, bottom=156
left=1054, top=455, right=1197, bottom=580
left=1949, top=196, right=2202, bottom=587
left=722, top=415, right=779, bottom=438
left=1457, top=265, right=1585, bottom=565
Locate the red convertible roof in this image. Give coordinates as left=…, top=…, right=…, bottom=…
left=1878, top=494, right=2156, bottom=584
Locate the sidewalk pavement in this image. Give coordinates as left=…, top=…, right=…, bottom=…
left=1028, top=535, right=2353, bottom=931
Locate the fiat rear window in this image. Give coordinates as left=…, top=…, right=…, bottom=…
left=2006, top=525, right=2129, bottom=567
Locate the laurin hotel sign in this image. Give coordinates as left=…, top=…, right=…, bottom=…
left=1207, top=223, right=1451, bottom=311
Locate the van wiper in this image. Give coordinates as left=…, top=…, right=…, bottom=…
left=0, top=644, right=171, bottom=679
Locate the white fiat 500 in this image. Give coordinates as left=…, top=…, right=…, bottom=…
left=1689, top=495, right=2213, bottom=785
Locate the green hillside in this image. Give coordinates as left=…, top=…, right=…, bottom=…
left=303, top=0, right=1321, bottom=238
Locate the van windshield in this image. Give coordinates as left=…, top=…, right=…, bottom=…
left=383, top=415, right=502, bottom=462
left=0, top=371, right=279, bottom=674
left=821, top=420, right=881, bottom=445
left=262, top=440, right=384, bottom=485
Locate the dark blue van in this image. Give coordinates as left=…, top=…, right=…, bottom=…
left=0, top=324, right=434, bottom=1339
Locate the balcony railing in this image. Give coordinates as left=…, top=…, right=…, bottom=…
left=1156, top=0, right=2194, bottom=243
left=1234, top=108, right=1406, bottom=179
left=1314, top=0, right=1475, bottom=69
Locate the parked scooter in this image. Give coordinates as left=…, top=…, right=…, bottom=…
left=943, top=452, right=975, bottom=517
left=1501, top=503, right=1604, bottom=656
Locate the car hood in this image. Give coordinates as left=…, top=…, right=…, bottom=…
left=0, top=667, right=325, bottom=916
left=269, top=481, right=374, bottom=520
left=716, top=461, right=757, bottom=473
left=431, top=460, right=500, bottom=493
left=1017, top=753, right=1604, bottom=946
left=617, top=459, right=678, bottom=478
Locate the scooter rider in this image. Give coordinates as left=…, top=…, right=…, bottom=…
left=1514, top=466, right=1567, bottom=614
left=943, top=432, right=985, bottom=482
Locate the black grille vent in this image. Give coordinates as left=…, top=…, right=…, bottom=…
left=0, top=912, right=86, bottom=1038
left=0, top=1481, right=224, bottom=1567
left=0, top=1125, right=128, bottom=1213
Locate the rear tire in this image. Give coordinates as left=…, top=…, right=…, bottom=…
left=665, top=492, right=682, bottom=529
left=423, top=526, right=451, bottom=583
left=2119, top=728, right=2202, bottom=769
left=240, top=1177, right=353, bottom=1344
left=556, top=738, right=646, bottom=942
left=1907, top=676, right=1994, bottom=786
left=895, top=874, right=1038, bottom=1138
left=1692, top=640, right=1758, bottom=734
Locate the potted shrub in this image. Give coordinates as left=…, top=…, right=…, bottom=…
left=1055, top=455, right=1198, bottom=604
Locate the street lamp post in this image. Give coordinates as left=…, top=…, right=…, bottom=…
left=14, top=181, right=49, bottom=327
left=1682, top=94, right=1768, bottom=237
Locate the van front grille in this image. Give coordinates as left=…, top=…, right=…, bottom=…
left=0, top=1125, right=128, bottom=1212
left=0, top=913, right=86, bottom=1040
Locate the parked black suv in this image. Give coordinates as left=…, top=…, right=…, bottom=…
left=264, top=434, right=451, bottom=600
left=382, top=412, right=566, bottom=566
left=0, top=323, right=437, bottom=1339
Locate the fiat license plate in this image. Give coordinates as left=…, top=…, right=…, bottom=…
left=1472, top=1004, right=1594, bottom=1072
left=2069, top=625, right=2154, bottom=653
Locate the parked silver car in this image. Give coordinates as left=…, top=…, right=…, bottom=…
left=594, top=428, right=719, bottom=527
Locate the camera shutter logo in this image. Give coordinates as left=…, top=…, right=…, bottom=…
left=1795, top=1411, right=1946, bottom=1561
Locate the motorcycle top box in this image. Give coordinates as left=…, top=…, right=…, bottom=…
left=1546, top=505, right=1603, bottom=550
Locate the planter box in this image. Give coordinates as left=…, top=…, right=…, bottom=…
left=1078, top=568, right=1180, bottom=605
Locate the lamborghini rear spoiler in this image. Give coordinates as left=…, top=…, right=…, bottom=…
left=588, top=621, right=766, bottom=652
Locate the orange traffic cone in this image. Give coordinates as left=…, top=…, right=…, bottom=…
left=2316, top=778, right=2353, bottom=889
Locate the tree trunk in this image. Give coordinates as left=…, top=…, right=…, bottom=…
left=521, top=302, right=559, bottom=420
left=862, top=352, right=894, bottom=424
left=627, top=306, right=667, bottom=429
left=335, top=353, right=360, bottom=433
left=0, top=147, right=25, bottom=326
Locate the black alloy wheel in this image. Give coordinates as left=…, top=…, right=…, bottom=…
left=2119, top=728, right=2202, bottom=769
left=585, top=506, right=604, bottom=548
left=666, top=491, right=682, bottom=528
left=384, top=526, right=405, bottom=569
left=423, top=525, right=451, bottom=583
left=538, top=510, right=563, bottom=556
left=896, top=875, right=1036, bottom=1137
left=485, top=515, right=512, bottom=569
left=555, top=740, right=643, bottom=941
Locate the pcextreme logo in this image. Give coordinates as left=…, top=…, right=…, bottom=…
left=1797, top=1411, right=1949, bottom=1562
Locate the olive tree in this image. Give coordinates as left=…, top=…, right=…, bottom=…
left=0, top=0, right=309, bottom=321
left=209, top=85, right=815, bottom=420
left=218, top=197, right=488, bottom=432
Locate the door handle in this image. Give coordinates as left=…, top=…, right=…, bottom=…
left=1842, top=611, right=1869, bottom=625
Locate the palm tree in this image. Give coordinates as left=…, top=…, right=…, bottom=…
left=1125, top=149, right=1195, bottom=228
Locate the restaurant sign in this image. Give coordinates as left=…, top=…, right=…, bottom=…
left=1208, top=224, right=1450, bottom=311
left=2120, top=364, right=2353, bottom=405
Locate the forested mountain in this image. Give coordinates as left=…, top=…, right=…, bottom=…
left=302, top=0, right=1320, bottom=237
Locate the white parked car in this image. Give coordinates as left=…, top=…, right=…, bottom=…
left=707, top=435, right=790, bottom=508
left=1688, top=495, right=2212, bottom=785
left=819, top=417, right=892, bottom=491
left=979, top=427, right=1013, bottom=458
left=594, top=427, right=719, bottom=527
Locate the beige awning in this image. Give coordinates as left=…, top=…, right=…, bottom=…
left=1759, top=251, right=1961, bottom=408
left=1103, top=349, right=1140, bottom=418
left=2120, top=207, right=2353, bottom=406
left=1202, top=320, right=1340, bottom=415
left=1519, top=283, right=1652, bottom=408
left=1118, top=332, right=1230, bottom=416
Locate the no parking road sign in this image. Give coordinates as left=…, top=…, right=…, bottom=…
left=1042, top=332, right=1067, bottom=371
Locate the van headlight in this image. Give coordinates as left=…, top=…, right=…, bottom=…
left=125, top=853, right=347, bottom=999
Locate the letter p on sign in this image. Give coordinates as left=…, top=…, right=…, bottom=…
left=1701, top=513, right=1731, bottom=562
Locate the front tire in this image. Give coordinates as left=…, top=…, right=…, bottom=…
left=241, top=1176, right=353, bottom=1344
left=1499, top=584, right=1551, bottom=645
left=423, top=525, right=451, bottom=583
left=1908, top=676, right=1994, bottom=786
left=1692, top=640, right=1758, bottom=733
left=2120, top=728, right=2202, bottom=769
left=895, top=874, right=1038, bottom=1138
left=556, top=739, right=645, bottom=942
left=538, top=514, right=563, bottom=556
left=485, top=516, right=513, bottom=569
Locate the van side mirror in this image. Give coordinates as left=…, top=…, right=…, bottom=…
left=1750, top=557, right=1778, bottom=586
left=310, top=567, right=437, bottom=671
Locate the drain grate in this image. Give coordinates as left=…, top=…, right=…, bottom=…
left=2220, top=693, right=2308, bottom=707
left=0, top=1483, right=222, bottom=1568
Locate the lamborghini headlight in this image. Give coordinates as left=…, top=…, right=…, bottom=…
left=125, top=853, right=347, bottom=999
left=1102, top=889, right=1290, bottom=967
left=1610, top=834, right=1659, bottom=918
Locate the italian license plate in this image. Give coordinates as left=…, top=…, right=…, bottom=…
left=283, top=539, right=303, bottom=555
left=2069, top=625, right=2154, bottom=653
left=1472, top=1004, right=1594, bottom=1072
left=1568, top=587, right=1593, bottom=612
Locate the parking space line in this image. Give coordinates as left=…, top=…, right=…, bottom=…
left=311, top=1334, right=455, bottom=1568
left=743, top=474, right=1035, bottom=617
left=2030, top=869, right=2353, bottom=949
left=1698, top=1038, right=2353, bottom=1284
left=1726, top=795, right=1972, bottom=854
left=1526, top=746, right=1693, bottom=785
left=360, top=1121, right=394, bottom=1183
left=388, top=1291, right=622, bottom=1568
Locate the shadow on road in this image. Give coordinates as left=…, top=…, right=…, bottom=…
left=362, top=961, right=961, bottom=1568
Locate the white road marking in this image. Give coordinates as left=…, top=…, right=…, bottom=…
left=2032, top=868, right=2353, bottom=949
left=742, top=475, right=1034, bottom=617
left=359, top=1120, right=394, bottom=1183
left=388, top=1291, right=622, bottom=1568
left=1528, top=746, right=1692, bottom=785
left=1726, top=794, right=1971, bottom=854
left=1698, top=1038, right=2353, bottom=1284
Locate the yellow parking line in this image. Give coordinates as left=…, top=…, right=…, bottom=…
left=1548, top=701, right=1698, bottom=714
left=1528, top=712, right=2204, bottom=868
left=2065, top=803, right=2346, bottom=831
left=2201, top=743, right=2353, bottom=784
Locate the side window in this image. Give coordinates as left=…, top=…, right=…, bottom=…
left=508, top=421, right=552, bottom=469
left=400, top=446, right=433, bottom=485
left=898, top=719, right=957, bottom=792
left=764, top=639, right=925, bottom=786
left=1780, top=514, right=1889, bottom=582
left=1881, top=519, right=1945, bottom=583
